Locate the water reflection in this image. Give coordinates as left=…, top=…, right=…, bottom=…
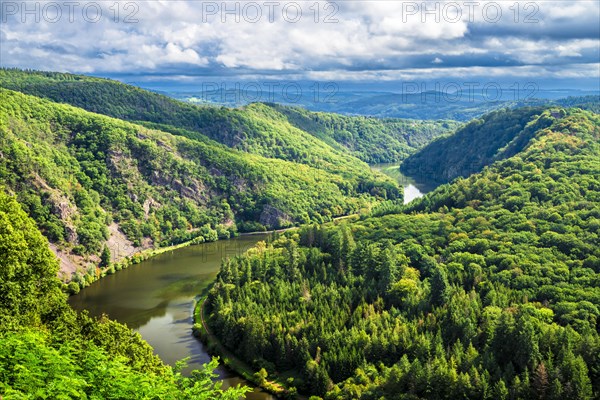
left=371, top=162, right=438, bottom=204
left=69, top=235, right=275, bottom=400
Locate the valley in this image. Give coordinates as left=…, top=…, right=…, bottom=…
left=2, top=69, right=455, bottom=284
left=0, top=70, right=598, bottom=400
left=2, top=2, right=599, bottom=398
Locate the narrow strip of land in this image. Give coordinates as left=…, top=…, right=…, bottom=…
left=196, top=297, right=286, bottom=395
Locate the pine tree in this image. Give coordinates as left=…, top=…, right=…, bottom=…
left=431, top=265, right=450, bottom=307
left=492, top=379, right=509, bottom=400
left=533, top=362, right=549, bottom=399
left=100, top=245, right=111, bottom=268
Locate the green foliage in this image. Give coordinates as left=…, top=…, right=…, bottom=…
left=0, top=68, right=453, bottom=165
left=0, top=328, right=250, bottom=399
left=400, top=107, right=554, bottom=182
left=0, top=192, right=66, bottom=327
left=0, top=189, right=250, bottom=398
left=0, top=87, right=400, bottom=262
left=100, top=245, right=111, bottom=268
left=206, top=108, right=600, bottom=398
left=268, top=103, right=459, bottom=163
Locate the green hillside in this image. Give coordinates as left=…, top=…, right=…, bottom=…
left=0, top=88, right=399, bottom=282
left=0, top=190, right=249, bottom=398
left=263, top=103, right=459, bottom=163
left=400, top=107, right=553, bottom=183
left=205, top=107, right=600, bottom=398
left=0, top=69, right=457, bottom=165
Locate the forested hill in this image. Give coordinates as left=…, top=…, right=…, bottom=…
left=264, top=103, right=459, bottom=163
left=0, top=88, right=399, bottom=282
left=0, top=69, right=456, bottom=165
left=0, top=190, right=249, bottom=398
left=315, top=91, right=599, bottom=121
left=400, top=107, right=553, bottom=183
left=206, top=107, right=600, bottom=399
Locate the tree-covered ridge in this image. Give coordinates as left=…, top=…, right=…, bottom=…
left=0, top=190, right=250, bottom=398
left=0, top=68, right=458, bottom=166
left=0, top=88, right=399, bottom=277
left=205, top=108, right=600, bottom=399
left=313, top=90, right=599, bottom=121
left=405, top=108, right=600, bottom=213
left=262, top=103, right=459, bottom=163
left=400, top=107, right=556, bottom=183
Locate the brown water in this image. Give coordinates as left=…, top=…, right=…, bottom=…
left=69, top=234, right=275, bottom=400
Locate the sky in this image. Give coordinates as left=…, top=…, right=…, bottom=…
left=1, top=0, right=599, bottom=89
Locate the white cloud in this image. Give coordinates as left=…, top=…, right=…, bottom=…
left=0, top=0, right=598, bottom=81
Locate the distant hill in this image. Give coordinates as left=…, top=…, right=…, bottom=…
left=0, top=69, right=457, bottom=164
left=157, top=80, right=599, bottom=121
left=322, top=92, right=599, bottom=121
left=400, top=107, right=555, bottom=183
left=266, top=103, right=459, bottom=163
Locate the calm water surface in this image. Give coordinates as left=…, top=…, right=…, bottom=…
left=68, top=164, right=437, bottom=399
left=371, top=162, right=438, bottom=203
left=69, top=234, right=275, bottom=400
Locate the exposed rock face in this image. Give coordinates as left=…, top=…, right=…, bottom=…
left=51, top=197, right=74, bottom=221
left=171, top=178, right=206, bottom=201
left=43, top=190, right=78, bottom=244
left=143, top=197, right=161, bottom=218
left=259, top=205, right=291, bottom=229
left=151, top=170, right=169, bottom=186
left=151, top=175, right=206, bottom=203
left=49, top=243, right=83, bottom=280
left=105, top=222, right=146, bottom=261
left=49, top=195, right=78, bottom=242
left=232, top=177, right=248, bottom=192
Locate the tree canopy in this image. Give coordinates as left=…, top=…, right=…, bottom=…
left=0, top=190, right=250, bottom=398
left=206, top=107, right=600, bottom=399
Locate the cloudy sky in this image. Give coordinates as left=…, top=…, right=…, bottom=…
left=1, top=0, right=599, bottom=87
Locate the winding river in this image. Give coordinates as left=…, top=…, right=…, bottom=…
left=69, top=234, right=275, bottom=399
left=371, top=163, right=438, bottom=204
left=68, top=165, right=436, bottom=399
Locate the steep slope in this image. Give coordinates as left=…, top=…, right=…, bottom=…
left=0, top=69, right=354, bottom=168
left=400, top=107, right=553, bottom=183
left=205, top=108, right=600, bottom=398
left=0, top=191, right=249, bottom=398
left=0, top=69, right=458, bottom=166
left=266, top=103, right=459, bottom=163
left=0, top=88, right=399, bottom=279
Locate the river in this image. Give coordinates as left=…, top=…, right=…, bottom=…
left=69, top=234, right=275, bottom=400
left=371, top=162, right=438, bottom=204
left=68, top=165, right=436, bottom=399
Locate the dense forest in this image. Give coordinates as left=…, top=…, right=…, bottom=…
left=205, top=107, right=600, bottom=399
left=1, top=68, right=598, bottom=399
left=264, top=104, right=459, bottom=163
left=0, top=69, right=455, bottom=165
left=0, top=190, right=250, bottom=398
left=400, top=107, right=554, bottom=183
left=0, top=81, right=407, bottom=282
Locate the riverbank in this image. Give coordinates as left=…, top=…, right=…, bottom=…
left=65, top=235, right=214, bottom=294
left=67, top=214, right=359, bottom=295
left=190, top=216, right=363, bottom=398
left=69, top=214, right=360, bottom=396
left=193, top=297, right=290, bottom=398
